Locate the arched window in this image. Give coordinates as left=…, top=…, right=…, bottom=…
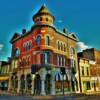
left=70, top=47, right=75, bottom=57
left=46, top=18, right=48, bottom=21
left=29, top=41, right=32, bottom=50
left=46, top=36, right=50, bottom=45
left=61, top=43, right=63, bottom=51
left=64, top=44, right=66, bottom=51
left=36, top=35, right=41, bottom=46
left=44, top=52, right=50, bottom=64
left=40, top=17, right=43, bottom=21
left=26, top=42, right=29, bottom=51
left=58, top=41, right=60, bottom=50
left=15, top=48, right=20, bottom=57
left=23, top=43, right=26, bottom=51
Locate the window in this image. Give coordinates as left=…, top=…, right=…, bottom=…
left=36, top=35, right=41, bottom=46
left=46, top=36, right=50, bottom=45
left=58, top=41, right=60, bottom=50
left=44, top=52, right=50, bottom=64
left=46, top=18, right=48, bottom=21
left=70, top=47, right=75, bottom=57
left=26, top=42, right=29, bottom=51
left=57, top=41, right=66, bottom=51
left=86, top=67, right=89, bottom=76
left=86, top=82, right=91, bottom=90
left=71, top=59, right=75, bottom=67
left=81, top=67, right=84, bottom=76
left=15, top=48, right=20, bottom=57
left=29, top=41, right=32, bottom=50
left=40, top=17, right=43, bottom=21
left=23, top=41, right=32, bottom=52
left=62, top=56, right=65, bottom=66
left=64, top=44, right=66, bottom=51
left=23, top=43, right=26, bottom=51
left=61, top=43, right=63, bottom=51
left=62, top=56, right=66, bottom=66
left=57, top=55, right=60, bottom=66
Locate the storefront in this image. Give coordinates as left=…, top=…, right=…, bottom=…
left=0, top=76, right=9, bottom=90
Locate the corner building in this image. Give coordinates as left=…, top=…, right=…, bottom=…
left=9, top=5, right=80, bottom=95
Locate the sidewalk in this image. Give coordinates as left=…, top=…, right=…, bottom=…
left=1, top=90, right=100, bottom=99
left=86, top=91, right=100, bottom=95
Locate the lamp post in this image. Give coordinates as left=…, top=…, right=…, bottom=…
left=31, top=74, right=35, bottom=95
left=21, top=60, right=25, bottom=95
left=60, top=67, right=65, bottom=95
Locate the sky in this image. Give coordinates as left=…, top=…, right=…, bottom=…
left=0, top=0, right=100, bottom=61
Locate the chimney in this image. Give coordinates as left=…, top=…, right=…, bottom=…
left=22, top=29, right=26, bottom=34
left=63, top=28, right=67, bottom=33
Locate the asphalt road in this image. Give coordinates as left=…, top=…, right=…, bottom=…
left=0, top=94, right=100, bottom=100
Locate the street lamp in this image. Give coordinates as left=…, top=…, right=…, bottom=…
left=21, top=59, right=25, bottom=95
left=60, top=67, right=66, bottom=95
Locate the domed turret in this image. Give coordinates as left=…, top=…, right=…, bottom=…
left=33, top=4, right=55, bottom=26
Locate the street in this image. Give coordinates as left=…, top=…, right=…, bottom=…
left=0, top=94, right=100, bottom=100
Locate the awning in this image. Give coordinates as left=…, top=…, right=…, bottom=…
left=55, top=73, right=68, bottom=81
left=0, top=77, right=9, bottom=81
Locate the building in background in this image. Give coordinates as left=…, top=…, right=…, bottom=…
left=78, top=48, right=100, bottom=93
left=9, top=5, right=80, bottom=95
left=82, top=48, right=100, bottom=91
left=0, top=60, right=11, bottom=91
left=78, top=54, right=92, bottom=93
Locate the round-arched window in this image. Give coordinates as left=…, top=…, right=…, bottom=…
left=46, top=36, right=50, bottom=45
left=70, top=47, right=75, bottom=56
left=36, top=35, right=41, bottom=46
left=46, top=18, right=48, bottom=21
left=15, top=48, right=20, bottom=57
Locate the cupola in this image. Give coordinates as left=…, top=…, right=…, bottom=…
left=33, top=4, right=55, bottom=26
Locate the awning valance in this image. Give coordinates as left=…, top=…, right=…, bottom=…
left=0, top=77, right=9, bottom=81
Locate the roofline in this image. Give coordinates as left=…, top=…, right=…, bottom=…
left=11, top=25, right=79, bottom=44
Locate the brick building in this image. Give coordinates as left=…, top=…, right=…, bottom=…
left=0, top=60, right=11, bottom=91
left=78, top=48, right=100, bottom=92
left=9, top=5, right=80, bottom=95
left=77, top=56, right=92, bottom=93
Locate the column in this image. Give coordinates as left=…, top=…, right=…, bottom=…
left=68, top=69, right=72, bottom=92
left=17, top=78, right=20, bottom=93
left=8, top=75, right=11, bottom=92
left=25, top=76, right=27, bottom=93
left=51, top=79, right=55, bottom=95
left=39, top=68, right=46, bottom=96
left=41, top=80, right=46, bottom=96
left=31, top=80, right=34, bottom=95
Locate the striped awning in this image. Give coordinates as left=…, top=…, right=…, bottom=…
left=0, top=76, right=9, bottom=81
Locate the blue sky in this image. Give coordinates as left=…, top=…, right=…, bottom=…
left=0, top=0, right=100, bottom=61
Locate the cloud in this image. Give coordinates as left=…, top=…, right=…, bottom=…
left=57, top=20, right=63, bottom=23
left=0, top=44, right=4, bottom=51
left=77, top=42, right=91, bottom=51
